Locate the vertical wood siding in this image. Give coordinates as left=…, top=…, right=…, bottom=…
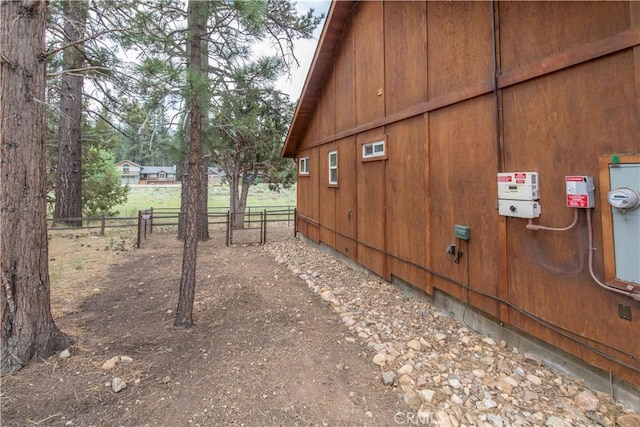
left=292, top=0, right=640, bottom=387
left=335, top=136, right=358, bottom=259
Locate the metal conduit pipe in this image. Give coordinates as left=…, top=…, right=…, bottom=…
left=586, top=208, right=640, bottom=301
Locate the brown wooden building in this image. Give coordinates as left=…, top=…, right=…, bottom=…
left=282, top=1, right=640, bottom=394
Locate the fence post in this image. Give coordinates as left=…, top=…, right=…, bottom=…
left=100, top=215, right=106, bottom=236
left=150, top=207, right=153, bottom=234
left=137, top=210, right=142, bottom=249
left=293, top=207, right=297, bottom=237
left=226, top=210, right=230, bottom=246
left=263, top=209, right=267, bottom=244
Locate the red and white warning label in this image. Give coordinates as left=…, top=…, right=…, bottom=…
left=565, top=176, right=595, bottom=208
left=497, top=172, right=539, bottom=201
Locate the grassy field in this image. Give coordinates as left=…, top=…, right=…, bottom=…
left=114, top=183, right=297, bottom=217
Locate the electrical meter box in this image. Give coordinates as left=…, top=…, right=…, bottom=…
left=607, top=163, right=640, bottom=285
left=497, top=172, right=539, bottom=201
left=565, top=176, right=595, bottom=208
left=498, top=200, right=542, bottom=219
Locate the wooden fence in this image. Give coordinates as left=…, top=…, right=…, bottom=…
left=47, top=206, right=296, bottom=248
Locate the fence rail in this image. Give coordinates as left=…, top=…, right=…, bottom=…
left=47, top=205, right=296, bottom=248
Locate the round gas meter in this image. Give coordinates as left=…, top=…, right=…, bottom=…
left=607, top=187, right=640, bottom=211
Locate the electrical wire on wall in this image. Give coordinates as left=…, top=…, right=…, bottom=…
left=523, top=204, right=639, bottom=299
left=526, top=208, right=578, bottom=231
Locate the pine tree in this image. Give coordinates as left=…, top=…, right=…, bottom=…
left=1, top=0, right=73, bottom=376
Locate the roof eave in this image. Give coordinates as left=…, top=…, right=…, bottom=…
left=281, top=1, right=359, bottom=158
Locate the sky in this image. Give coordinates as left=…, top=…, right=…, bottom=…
left=274, top=1, right=331, bottom=101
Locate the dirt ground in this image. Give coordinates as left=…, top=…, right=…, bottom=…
left=0, top=227, right=408, bottom=427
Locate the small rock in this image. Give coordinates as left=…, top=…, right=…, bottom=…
left=398, top=374, right=415, bottom=385
left=101, top=356, right=120, bottom=370
left=488, top=414, right=504, bottom=427
left=526, top=374, right=542, bottom=386
left=397, top=364, right=413, bottom=375
left=386, top=345, right=401, bottom=357
left=111, top=377, right=126, bottom=393
left=523, top=353, right=542, bottom=366
left=573, top=390, right=598, bottom=411
left=544, top=416, right=566, bottom=427
left=372, top=353, right=387, bottom=367
left=513, top=367, right=526, bottom=377
left=482, top=337, right=496, bottom=346
left=419, top=389, right=435, bottom=403
left=381, top=371, right=396, bottom=386
left=448, top=377, right=461, bottom=389
left=617, top=413, right=640, bottom=427
left=120, top=356, right=133, bottom=363
left=483, top=398, right=497, bottom=409
left=495, top=380, right=513, bottom=395
left=59, top=349, right=71, bottom=359
left=472, top=369, right=486, bottom=378
left=433, top=410, right=454, bottom=427
left=451, top=394, right=464, bottom=405
left=407, top=339, right=421, bottom=351
left=343, top=316, right=356, bottom=327
left=403, top=389, right=421, bottom=409
left=320, top=290, right=335, bottom=302
left=434, top=333, right=447, bottom=341
left=161, top=376, right=171, bottom=384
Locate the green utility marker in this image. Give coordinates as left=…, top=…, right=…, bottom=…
left=454, top=224, right=471, bottom=240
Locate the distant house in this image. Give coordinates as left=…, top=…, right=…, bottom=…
left=208, top=167, right=226, bottom=185
left=115, top=161, right=177, bottom=185
left=115, top=160, right=141, bottom=185
left=139, top=165, right=177, bottom=184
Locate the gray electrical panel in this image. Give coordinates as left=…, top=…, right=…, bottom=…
left=609, top=163, right=640, bottom=285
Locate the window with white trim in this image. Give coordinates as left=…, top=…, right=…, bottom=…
left=328, top=151, right=338, bottom=185
left=299, top=157, right=309, bottom=175
left=362, top=140, right=385, bottom=159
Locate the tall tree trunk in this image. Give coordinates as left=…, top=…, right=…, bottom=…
left=230, top=170, right=253, bottom=230
left=178, top=157, right=208, bottom=241
left=175, top=0, right=206, bottom=328
left=1, top=0, right=73, bottom=376
left=197, top=157, right=209, bottom=241
left=197, top=31, right=209, bottom=241
left=229, top=171, right=245, bottom=229
left=178, top=160, right=188, bottom=240
left=54, top=0, right=88, bottom=227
